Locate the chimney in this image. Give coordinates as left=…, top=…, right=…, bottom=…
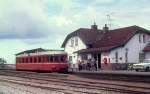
left=91, top=22, right=98, bottom=30
left=103, top=24, right=109, bottom=33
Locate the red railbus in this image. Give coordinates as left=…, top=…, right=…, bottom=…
left=16, top=49, right=68, bottom=72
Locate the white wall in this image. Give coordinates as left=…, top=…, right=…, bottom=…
left=145, top=52, right=150, bottom=60
left=64, top=36, right=86, bottom=66
left=101, top=33, right=150, bottom=64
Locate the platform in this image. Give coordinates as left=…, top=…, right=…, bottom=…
left=73, top=70, right=150, bottom=76
left=72, top=70, right=150, bottom=83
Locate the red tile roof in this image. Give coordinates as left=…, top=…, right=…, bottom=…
left=143, top=43, right=150, bottom=51
left=93, top=25, right=140, bottom=49
left=62, top=25, right=150, bottom=53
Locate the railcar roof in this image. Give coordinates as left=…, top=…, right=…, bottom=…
left=16, top=48, right=66, bottom=57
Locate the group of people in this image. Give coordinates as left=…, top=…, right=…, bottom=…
left=78, top=59, right=97, bottom=71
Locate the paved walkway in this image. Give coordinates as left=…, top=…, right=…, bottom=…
left=73, top=70, right=150, bottom=76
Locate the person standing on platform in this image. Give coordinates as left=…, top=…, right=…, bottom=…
left=87, top=59, right=91, bottom=71
left=93, top=59, right=97, bottom=71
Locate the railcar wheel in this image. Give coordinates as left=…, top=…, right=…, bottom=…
left=136, top=69, right=139, bottom=72
left=59, top=68, right=68, bottom=74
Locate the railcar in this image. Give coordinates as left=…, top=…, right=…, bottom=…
left=16, top=49, right=68, bottom=72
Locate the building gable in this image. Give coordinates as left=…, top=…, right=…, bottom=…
left=61, top=28, right=103, bottom=48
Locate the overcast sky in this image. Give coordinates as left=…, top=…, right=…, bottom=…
left=0, top=0, right=150, bottom=64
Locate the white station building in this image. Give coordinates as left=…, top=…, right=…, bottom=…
left=62, top=24, right=150, bottom=70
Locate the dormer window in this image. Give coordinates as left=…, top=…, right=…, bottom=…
left=71, top=38, right=74, bottom=47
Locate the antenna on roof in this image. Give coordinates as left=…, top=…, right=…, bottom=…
left=106, top=13, right=113, bottom=29
left=106, top=14, right=111, bottom=29
left=94, top=21, right=96, bottom=25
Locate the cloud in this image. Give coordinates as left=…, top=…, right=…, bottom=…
left=0, top=0, right=52, bottom=39
left=74, top=0, right=118, bottom=6
left=52, top=16, right=73, bottom=27
left=0, top=0, right=150, bottom=40
left=0, top=0, right=150, bottom=64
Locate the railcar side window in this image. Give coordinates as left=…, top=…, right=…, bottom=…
left=19, top=58, right=22, bottom=63
left=45, top=56, right=48, bottom=62
left=43, top=56, right=47, bottom=63
left=22, top=58, right=25, bottom=63
left=38, top=57, right=41, bottom=63
left=16, top=58, right=18, bottom=63
left=34, top=57, right=37, bottom=63
left=30, top=57, right=32, bottom=63
left=26, top=58, right=28, bottom=63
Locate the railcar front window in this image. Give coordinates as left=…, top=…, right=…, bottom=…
left=49, top=56, right=53, bottom=62
left=54, top=56, right=59, bottom=62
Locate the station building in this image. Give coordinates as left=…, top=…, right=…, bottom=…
left=62, top=24, right=150, bottom=70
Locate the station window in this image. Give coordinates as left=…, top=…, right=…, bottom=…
left=143, top=35, right=146, bottom=43
left=139, top=34, right=141, bottom=43
left=125, top=48, right=128, bottom=63
left=115, top=52, right=118, bottom=63
left=75, top=37, right=78, bottom=46
left=147, top=35, right=150, bottom=42
left=71, top=38, right=74, bottom=47
left=69, top=56, right=72, bottom=61
left=139, top=52, right=145, bottom=62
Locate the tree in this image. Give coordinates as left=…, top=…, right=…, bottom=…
left=0, top=58, right=7, bottom=69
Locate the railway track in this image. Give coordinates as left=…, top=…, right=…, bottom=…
left=0, top=70, right=150, bottom=94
